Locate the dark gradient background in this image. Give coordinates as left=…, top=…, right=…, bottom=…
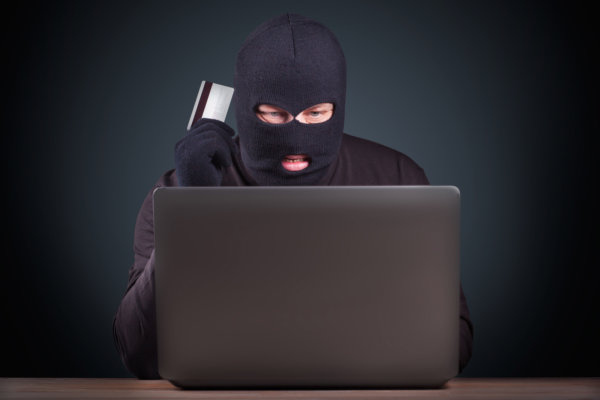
left=2, top=1, right=598, bottom=378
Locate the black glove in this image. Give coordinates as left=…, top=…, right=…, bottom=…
left=174, top=119, right=237, bottom=186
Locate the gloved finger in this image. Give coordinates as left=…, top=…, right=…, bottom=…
left=175, top=131, right=233, bottom=169
left=197, top=119, right=238, bottom=156
left=183, top=119, right=237, bottom=155
left=190, top=118, right=235, bottom=137
left=175, top=129, right=220, bottom=153
left=211, top=139, right=233, bottom=168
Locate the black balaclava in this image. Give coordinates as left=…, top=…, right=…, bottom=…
left=234, top=13, right=346, bottom=185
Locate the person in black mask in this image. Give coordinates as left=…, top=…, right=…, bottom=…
left=114, top=13, right=474, bottom=379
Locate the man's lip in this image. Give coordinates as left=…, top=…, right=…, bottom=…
left=281, top=154, right=311, bottom=172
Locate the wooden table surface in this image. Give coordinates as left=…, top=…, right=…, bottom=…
left=1, top=378, right=598, bottom=400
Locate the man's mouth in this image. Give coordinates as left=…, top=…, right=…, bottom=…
left=281, top=155, right=311, bottom=172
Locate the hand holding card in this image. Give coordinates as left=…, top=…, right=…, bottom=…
left=176, top=81, right=236, bottom=186
left=175, top=119, right=236, bottom=186
left=187, top=81, right=235, bottom=130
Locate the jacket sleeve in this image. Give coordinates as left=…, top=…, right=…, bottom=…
left=458, top=285, right=474, bottom=372
left=112, top=184, right=161, bottom=379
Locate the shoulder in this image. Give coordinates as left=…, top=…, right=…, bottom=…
left=340, top=134, right=420, bottom=168
left=332, top=134, right=429, bottom=185
left=139, top=169, right=179, bottom=210
left=154, top=169, right=179, bottom=188
left=341, top=133, right=399, bottom=155
left=136, top=169, right=179, bottom=225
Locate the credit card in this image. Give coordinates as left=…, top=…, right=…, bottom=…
left=187, top=81, right=235, bottom=130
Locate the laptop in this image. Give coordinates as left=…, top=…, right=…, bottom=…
left=153, top=186, right=460, bottom=389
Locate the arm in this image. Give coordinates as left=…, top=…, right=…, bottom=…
left=113, top=119, right=236, bottom=378
left=112, top=178, right=166, bottom=379
left=459, top=285, right=474, bottom=372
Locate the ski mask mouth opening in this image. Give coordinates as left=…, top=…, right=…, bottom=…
left=234, top=13, right=347, bottom=185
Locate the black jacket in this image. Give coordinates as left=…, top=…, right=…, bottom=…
left=113, top=133, right=474, bottom=378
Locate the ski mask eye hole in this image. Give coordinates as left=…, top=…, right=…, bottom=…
left=256, top=104, right=294, bottom=124
left=256, top=103, right=335, bottom=125
left=296, top=103, right=334, bottom=124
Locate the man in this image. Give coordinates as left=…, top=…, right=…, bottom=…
left=113, top=13, right=474, bottom=379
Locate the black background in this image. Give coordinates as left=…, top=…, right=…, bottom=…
left=2, top=0, right=598, bottom=378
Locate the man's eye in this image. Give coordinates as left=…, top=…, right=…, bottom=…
left=309, top=111, right=321, bottom=117
left=270, top=112, right=283, bottom=117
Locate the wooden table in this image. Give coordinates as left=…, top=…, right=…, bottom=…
left=1, top=378, right=598, bottom=399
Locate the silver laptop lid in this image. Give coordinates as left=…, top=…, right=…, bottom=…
left=153, top=186, right=460, bottom=388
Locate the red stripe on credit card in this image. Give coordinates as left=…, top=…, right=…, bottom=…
left=191, top=81, right=213, bottom=128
